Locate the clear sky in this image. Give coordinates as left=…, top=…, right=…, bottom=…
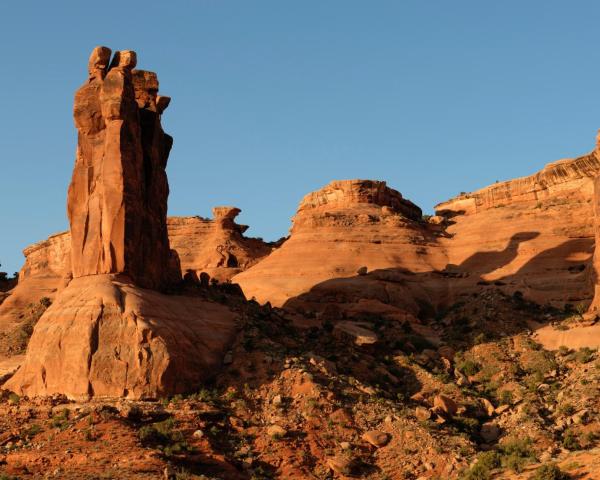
left=1, top=1, right=600, bottom=275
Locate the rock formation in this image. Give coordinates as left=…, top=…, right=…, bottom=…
left=5, top=47, right=237, bottom=400
left=0, top=206, right=273, bottom=331
left=168, top=207, right=274, bottom=282
left=588, top=168, right=600, bottom=313
left=68, top=47, right=174, bottom=290
left=235, top=151, right=600, bottom=318
left=436, top=152, right=600, bottom=307
left=0, top=232, right=71, bottom=352
left=233, top=179, right=447, bottom=314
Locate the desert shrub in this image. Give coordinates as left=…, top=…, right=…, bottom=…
left=460, top=462, right=492, bottom=480
left=497, top=389, right=513, bottom=405
left=532, top=463, right=570, bottom=480
left=139, top=418, right=176, bottom=445
left=558, top=346, right=570, bottom=356
left=138, top=417, right=190, bottom=456
left=458, top=359, right=481, bottom=376
left=499, top=436, right=535, bottom=472
left=23, top=423, right=42, bottom=437
left=575, top=347, right=596, bottom=364
left=459, top=451, right=501, bottom=480
left=561, top=430, right=580, bottom=450
left=558, top=403, right=576, bottom=416
left=51, top=408, right=71, bottom=430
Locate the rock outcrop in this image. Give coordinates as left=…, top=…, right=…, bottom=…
left=68, top=47, right=174, bottom=290
left=5, top=47, right=238, bottom=400
left=436, top=151, right=600, bottom=307
left=235, top=148, right=600, bottom=317
left=233, top=180, right=447, bottom=312
left=0, top=232, right=71, bottom=349
left=168, top=207, right=274, bottom=282
left=590, top=168, right=600, bottom=313
left=0, top=206, right=273, bottom=332
left=6, top=274, right=236, bottom=399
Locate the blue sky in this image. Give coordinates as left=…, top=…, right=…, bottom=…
left=1, top=1, right=600, bottom=275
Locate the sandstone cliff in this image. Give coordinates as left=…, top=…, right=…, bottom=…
left=436, top=152, right=600, bottom=307
left=234, top=149, right=600, bottom=317
left=233, top=179, right=447, bottom=314
left=0, top=205, right=272, bottom=332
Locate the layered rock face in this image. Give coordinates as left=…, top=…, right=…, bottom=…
left=0, top=232, right=71, bottom=344
left=235, top=150, right=600, bottom=317
left=234, top=180, right=448, bottom=312
left=588, top=175, right=600, bottom=312
left=68, top=47, right=173, bottom=290
left=168, top=207, right=274, bottom=282
left=5, top=48, right=237, bottom=399
left=436, top=151, right=600, bottom=307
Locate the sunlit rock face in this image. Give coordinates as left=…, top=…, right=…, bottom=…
left=5, top=47, right=238, bottom=400
left=68, top=47, right=174, bottom=290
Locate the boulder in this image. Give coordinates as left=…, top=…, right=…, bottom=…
left=5, top=275, right=237, bottom=399
left=334, top=321, right=378, bottom=346
left=433, top=394, right=458, bottom=417
left=480, top=422, right=501, bottom=443
left=361, top=430, right=390, bottom=447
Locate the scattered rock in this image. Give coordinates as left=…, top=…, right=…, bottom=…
left=362, top=430, right=390, bottom=447
left=334, top=321, right=378, bottom=346
left=433, top=395, right=458, bottom=417
left=267, top=425, right=287, bottom=439
left=327, top=455, right=355, bottom=475
left=481, top=398, right=495, bottom=417
left=480, top=422, right=500, bottom=443
left=415, top=406, right=432, bottom=422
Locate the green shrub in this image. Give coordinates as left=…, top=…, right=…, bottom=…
left=497, top=389, right=513, bottom=405
left=458, top=359, right=481, bottom=376
left=460, top=462, right=492, bottom=480
left=476, top=451, right=501, bottom=470
left=51, top=408, right=71, bottom=430
left=138, top=417, right=190, bottom=457
left=532, top=463, right=570, bottom=480
left=499, top=436, right=535, bottom=472
left=459, top=450, right=501, bottom=480
left=558, top=403, right=576, bottom=416
left=562, top=430, right=580, bottom=450
left=575, top=347, right=596, bottom=364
